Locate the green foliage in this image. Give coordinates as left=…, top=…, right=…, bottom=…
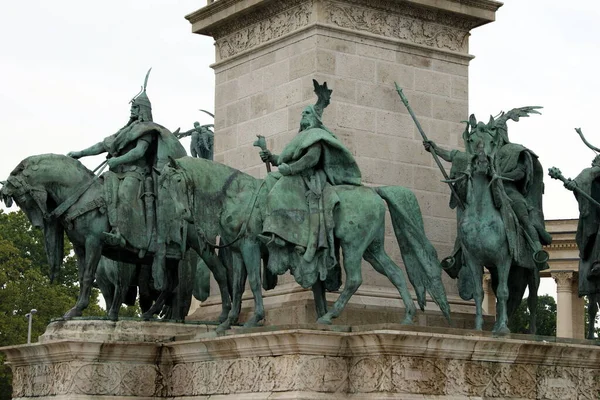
left=508, top=294, right=557, bottom=336
left=119, top=304, right=141, bottom=318
left=0, top=209, right=103, bottom=400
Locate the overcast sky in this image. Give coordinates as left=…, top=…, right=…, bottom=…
left=2, top=1, right=599, bottom=296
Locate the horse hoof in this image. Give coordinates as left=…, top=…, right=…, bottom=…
left=217, top=311, right=230, bottom=324
left=401, top=317, right=414, bottom=325
left=216, top=322, right=230, bottom=333
left=141, top=312, right=153, bottom=321
left=63, top=308, right=82, bottom=319
left=493, top=326, right=510, bottom=335
left=317, top=316, right=332, bottom=325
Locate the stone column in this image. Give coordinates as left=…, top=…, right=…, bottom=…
left=185, top=0, right=501, bottom=325
left=552, top=271, right=577, bottom=338
left=571, top=274, right=585, bottom=339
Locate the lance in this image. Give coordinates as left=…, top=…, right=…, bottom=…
left=548, top=166, right=600, bottom=210
left=394, top=82, right=465, bottom=210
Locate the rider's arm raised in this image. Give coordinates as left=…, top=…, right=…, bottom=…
left=423, top=141, right=455, bottom=162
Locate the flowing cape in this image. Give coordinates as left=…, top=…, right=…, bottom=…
left=277, top=127, right=361, bottom=185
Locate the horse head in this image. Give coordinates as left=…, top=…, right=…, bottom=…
left=463, top=114, right=501, bottom=156
left=1, top=160, right=49, bottom=229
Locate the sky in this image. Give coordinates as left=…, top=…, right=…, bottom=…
left=1, top=0, right=599, bottom=297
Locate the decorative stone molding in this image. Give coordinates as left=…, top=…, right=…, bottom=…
left=214, top=1, right=313, bottom=60
left=322, top=0, right=470, bottom=53
left=4, top=321, right=600, bottom=399
left=552, top=271, right=575, bottom=292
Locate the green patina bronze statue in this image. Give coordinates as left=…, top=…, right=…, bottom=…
left=397, top=84, right=550, bottom=334
left=0, top=70, right=232, bottom=322
left=177, top=110, right=215, bottom=160
left=549, top=128, right=600, bottom=339
left=159, top=80, right=451, bottom=331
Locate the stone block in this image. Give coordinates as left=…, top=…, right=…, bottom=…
left=401, top=90, right=432, bottom=118
left=375, top=110, right=414, bottom=138
left=316, top=35, right=356, bottom=54
left=337, top=104, right=375, bottom=132
left=413, top=166, right=450, bottom=194
left=356, top=43, right=396, bottom=61
left=376, top=61, right=414, bottom=88
left=396, top=50, right=433, bottom=69
left=215, top=125, right=238, bottom=154
left=336, top=53, right=376, bottom=82
left=452, top=75, right=468, bottom=100
left=225, top=98, right=251, bottom=126
left=216, top=79, right=239, bottom=108
left=226, top=61, right=251, bottom=81
left=431, top=58, right=468, bottom=77
left=359, top=158, right=414, bottom=187
left=316, top=49, right=336, bottom=75
left=290, top=49, right=317, bottom=80
left=238, top=69, right=264, bottom=99
left=273, top=79, right=303, bottom=110
left=432, top=97, right=469, bottom=123
left=415, top=69, right=451, bottom=97
left=250, top=92, right=273, bottom=117
left=263, top=59, right=290, bottom=90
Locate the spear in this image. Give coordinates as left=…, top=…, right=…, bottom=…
left=548, top=166, right=600, bottom=210
left=394, top=82, right=465, bottom=210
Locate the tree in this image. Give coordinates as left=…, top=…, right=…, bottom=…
left=508, top=294, right=557, bottom=336
left=0, top=210, right=104, bottom=400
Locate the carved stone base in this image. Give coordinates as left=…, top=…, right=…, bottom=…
left=3, top=320, right=600, bottom=399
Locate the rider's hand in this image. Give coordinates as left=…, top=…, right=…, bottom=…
left=260, top=150, right=272, bottom=163
left=67, top=151, right=82, bottom=159
left=107, top=158, right=120, bottom=169
left=423, top=140, right=435, bottom=153
left=278, top=163, right=292, bottom=176
left=564, top=179, right=577, bottom=191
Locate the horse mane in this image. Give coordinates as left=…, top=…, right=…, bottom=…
left=16, top=154, right=95, bottom=179
left=175, top=156, right=258, bottom=187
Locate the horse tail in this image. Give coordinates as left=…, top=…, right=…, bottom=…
left=375, top=186, right=451, bottom=322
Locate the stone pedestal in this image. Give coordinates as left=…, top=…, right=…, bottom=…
left=3, top=319, right=600, bottom=399
left=185, top=0, right=502, bottom=324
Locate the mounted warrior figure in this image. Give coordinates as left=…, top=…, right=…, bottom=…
left=67, top=69, right=187, bottom=269
left=421, top=107, right=552, bottom=333
left=257, top=80, right=362, bottom=290
left=549, top=128, right=600, bottom=338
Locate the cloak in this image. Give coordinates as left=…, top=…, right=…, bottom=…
left=573, top=165, right=600, bottom=296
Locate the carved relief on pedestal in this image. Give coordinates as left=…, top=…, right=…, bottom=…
left=12, top=362, right=164, bottom=398
left=168, top=355, right=347, bottom=396
left=322, top=0, right=470, bottom=52
left=215, top=1, right=313, bottom=60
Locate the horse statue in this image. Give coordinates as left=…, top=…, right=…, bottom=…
left=450, top=144, right=545, bottom=333
left=159, top=156, right=451, bottom=331
left=0, top=154, right=232, bottom=321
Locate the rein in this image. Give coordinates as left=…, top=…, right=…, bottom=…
left=180, top=168, right=264, bottom=250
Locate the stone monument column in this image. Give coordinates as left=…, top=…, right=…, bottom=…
left=185, top=0, right=501, bottom=325
left=552, top=270, right=583, bottom=339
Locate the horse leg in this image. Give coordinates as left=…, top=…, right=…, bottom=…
left=240, top=240, right=264, bottom=328
left=363, top=242, right=416, bottom=325
left=588, top=294, right=598, bottom=339
left=317, top=250, right=363, bottom=325
left=312, top=279, right=327, bottom=318
left=200, top=249, right=232, bottom=323
left=463, top=250, right=484, bottom=330
left=65, top=238, right=103, bottom=319
left=527, top=269, right=540, bottom=335
left=217, top=251, right=246, bottom=332
left=493, top=259, right=511, bottom=334
left=141, top=259, right=179, bottom=320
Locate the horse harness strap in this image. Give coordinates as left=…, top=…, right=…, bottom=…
left=185, top=170, right=264, bottom=250
left=48, top=177, right=99, bottom=220
left=64, top=197, right=107, bottom=227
